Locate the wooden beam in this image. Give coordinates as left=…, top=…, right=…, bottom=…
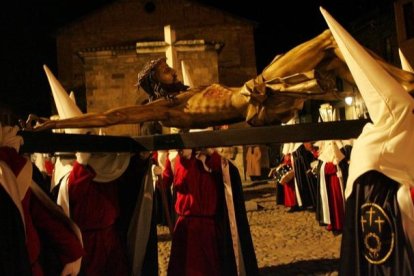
left=20, top=120, right=368, bottom=153
left=20, top=131, right=145, bottom=153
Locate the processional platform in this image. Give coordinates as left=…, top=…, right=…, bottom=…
left=20, top=120, right=368, bottom=153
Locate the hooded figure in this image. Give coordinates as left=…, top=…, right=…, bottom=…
left=0, top=125, right=84, bottom=276
left=44, top=65, right=158, bottom=276
left=321, top=7, right=414, bottom=275
left=278, top=117, right=303, bottom=211
left=314, top=104, right=347, bottom=232
left=161, top=130, right=258, bottom=275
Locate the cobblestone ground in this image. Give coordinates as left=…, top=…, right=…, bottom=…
left=157, top=181, right=341, bottom=276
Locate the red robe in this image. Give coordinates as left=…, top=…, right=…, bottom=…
left=411, top=188, right=414, bottom=203
left=0, top=147, right=83, bottom=276
left=163, top=151, right=223, bottom=276
left=68, top=161, right=129, bottom=276
left=24, top=189, right=84, bottom=276
left=281, top=154, right=296, bottom=207
left=324, top=162, right=345, bottom=232
left=44, top=159, right=54, bottom=177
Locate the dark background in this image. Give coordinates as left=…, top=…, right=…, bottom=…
left=0, top=0, right=386, bottom=120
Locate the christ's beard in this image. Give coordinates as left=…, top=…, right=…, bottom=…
left=160, top=81, right=189, bottom=93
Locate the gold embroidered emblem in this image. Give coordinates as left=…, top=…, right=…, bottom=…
left=360, top=203, right=394, bottom=264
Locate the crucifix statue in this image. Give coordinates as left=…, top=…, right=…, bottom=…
left=26, top=29, right=414, bottom=132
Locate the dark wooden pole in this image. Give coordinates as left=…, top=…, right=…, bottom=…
left=20, top=120, right=368, bottom=153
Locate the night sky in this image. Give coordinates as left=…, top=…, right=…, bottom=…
left=0, top=0, right=382, bottom=121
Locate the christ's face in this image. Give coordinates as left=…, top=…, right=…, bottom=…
left=154, top=61, right=178, bottom=85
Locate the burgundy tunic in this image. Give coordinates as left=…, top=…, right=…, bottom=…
left=324, top=162, right=345, bottom=232
left=0, top=147, right=84, bottom=276
left=281, top=154, right=296, bottom=207
left=411, top=188, right=414, bottom=203
left=163, top=151, right=223, bottom=276
left=68, top=161, right=129, bottom=276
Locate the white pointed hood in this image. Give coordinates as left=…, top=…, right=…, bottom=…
left=321, top=7, right=414, bottom=195
left=281, top=117, right=302, bottom=155
left=322, top=7, right=414, bottom=249
left=181, top=60, right=194, bottom=87
left=43, top=65, right=86, bottom=134
left=69, top=91, right=77, bottom=104
left=399, top=48, right=414, bottom=73
left=44, top=65, right=131, bottom=183
left=316, top=104, right=345, bottom=164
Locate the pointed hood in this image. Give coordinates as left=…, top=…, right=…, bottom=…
left=43, top=67, right=131, bottom=187
left=281, top=117, right=302, bottom=155
left=399, top=48, right=414, bottom=73
left=181, top=60, right=194, bottom=87
left=318, top=103, right=339, bottom=122
left=43, top=65, right=86, bottom=134
left=317, top=103, right=344, bottom=164
left=321, top=6, right=414, bottom=248
left=321, top=7, right=414, bottom=192
left=69, top=91, right=77, bottom=104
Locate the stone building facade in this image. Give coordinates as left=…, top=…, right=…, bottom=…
left=55, top=0, right=257, bottom=136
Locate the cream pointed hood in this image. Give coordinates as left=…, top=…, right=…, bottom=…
left=399, top=48, right=414, bottom=73
left=181, top=60, right=194, bottom=87
left=281, top=117, right=302, bottom=155
left=43, top=65, right=86, bottom=135
left=44, top=65, right=131, bottom=183
left=69, top=91, right=77, bottom=103
left=320, top=8, right=414, bottom=198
